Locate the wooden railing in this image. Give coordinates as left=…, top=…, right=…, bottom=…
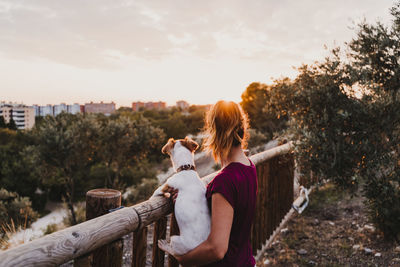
left=0, top=143, right=294, bottom=266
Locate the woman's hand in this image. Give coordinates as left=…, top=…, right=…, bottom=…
left=161, top=185, right=179, bottom=203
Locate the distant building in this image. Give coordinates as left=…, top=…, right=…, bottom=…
left=132, top=101, right=166, bottom=111
left=0, top=102, right=35, bottom=130
left=176, top=100, right=189, bottom=110
left=54, top=103, right=68, bottom=116
left=84, top=101, right=116, bottom=115
left=67, top=103, right=81, bottom=114
left=132, top=101, right=145, bottom=111
left=40, top=104, right=54, bottom=116
left=32, top=105, right=40, bottom=116
left=32, top=103, right=83, bottom=117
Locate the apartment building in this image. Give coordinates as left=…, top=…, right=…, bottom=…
left=39, top=104, right=53, bottom=116
left=54, top=103, right=68, bottom=116
left=67, top=103, right=81, bottom=114
left=176, top=100, right=189, bottom=110
left=32, top=103, right=81, bottom=116
left=132, top=101, right=166, bottom=111
left=84, top=101, right=116, bottom=115
left=0, top=102, right=35, bottom=130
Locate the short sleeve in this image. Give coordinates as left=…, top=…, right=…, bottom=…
left=206, top=173, right=236, bottom=209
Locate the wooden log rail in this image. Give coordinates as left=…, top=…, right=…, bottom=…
left=0, top=143, right=294, bottom=266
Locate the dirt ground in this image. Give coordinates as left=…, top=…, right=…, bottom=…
left=258, top=183, right=400, bottom=267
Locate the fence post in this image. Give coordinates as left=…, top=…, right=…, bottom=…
left=81, top=188, right=123, bottom=267
left=152, top=217, right=167, bottom=267
left=167, top=213, right=180, bottom=267
left=132, top=226, right=147, bottom=267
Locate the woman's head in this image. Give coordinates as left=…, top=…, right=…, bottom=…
left=203, top=100, right=249, bottom=162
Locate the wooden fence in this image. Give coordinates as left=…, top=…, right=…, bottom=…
left=0, top=143, right=294, bottom=266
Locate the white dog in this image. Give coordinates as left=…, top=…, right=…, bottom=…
left=152, top=137, right=211, bottom=256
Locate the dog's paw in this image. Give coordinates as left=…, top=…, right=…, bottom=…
left=158, top=239, right=174, bottom=254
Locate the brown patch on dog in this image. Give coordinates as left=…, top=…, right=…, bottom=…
left=162, top=138, right=176, bottom=154
left=180, top=136, right=199, bottom=153
left=161, top=184, right=173, bottom=198
left=161, top=184, right=170, bottom=193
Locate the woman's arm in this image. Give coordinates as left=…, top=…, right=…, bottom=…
left=175, top=192, right=234, bottom=266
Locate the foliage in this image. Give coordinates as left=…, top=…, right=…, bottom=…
left=35, top=113, right=98, bottom=225
left=0, top=116, right=6, bottom=128
left=43, top=223, right=58, bottom=235
left=272, top=62, right=363, bottom=190
left=95, top=114, right=165, bottom=189
left=137, top=105, right=208, bottom=141
left=63, top=201, right=86, bottom=226
left=247, top=128, right=269, bottom=151
left=6, top=117, right=17, bottom=130
left=212, top=163, right=221, bottom=171
left=0, top=188, right=38, bottom=236
left=0, top=129, right=45, bottom=211
left=241, top=82, right=287, bottom=140
left=237, top=1, right=400, bottom=239
left=264, top=2, right=400, bottom=239
left=1, top=105, right=170, bottom=228
left=124, top=178, right=159, bottom=205
left=344, top=3, right=400, bottom=240
left=34, top=112, right=166, bottom=225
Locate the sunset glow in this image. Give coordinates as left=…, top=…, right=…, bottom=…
left=0, top=0, right=395, bottom=107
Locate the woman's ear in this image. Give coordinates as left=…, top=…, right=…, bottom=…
left=181, top=136, right=199, bottom=152
left=162, top=138, right=176, bottom=154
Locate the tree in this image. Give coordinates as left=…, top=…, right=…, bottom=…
left=268, top=60, right=363, bottom=189
left=96, top=114, right=165, bottom=189
left=263, top=2, right=400, bottom=239
left=0, top=129, right=45, bottom=211
left=344, top=3, right=400, bottom=239
left=0, top=116, right=6, bottom=128
left=241, top=82, right=287, bottom=140
left=36, top=113, right=98, bottom=225
left=0, top=188, right=38, bottom=240
left=6, top=117, right=17, bottom=130
left=184, top=105, right=208, bottom=135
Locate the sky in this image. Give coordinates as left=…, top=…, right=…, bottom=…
left=0, top=0, right=396, bottom=107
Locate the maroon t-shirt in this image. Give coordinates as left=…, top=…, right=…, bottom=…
left=204, top=160, right=258, bottom=267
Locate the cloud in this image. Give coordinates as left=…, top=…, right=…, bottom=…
left=0, top=0, right=395, bottom=69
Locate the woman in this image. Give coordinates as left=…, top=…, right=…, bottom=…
left=164, top=100, right=258, bottom=266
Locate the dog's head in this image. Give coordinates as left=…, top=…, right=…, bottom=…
left=161, top=136, right=199, bottom=155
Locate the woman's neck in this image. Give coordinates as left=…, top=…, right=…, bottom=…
left=220, top=146, right=250, bottom=168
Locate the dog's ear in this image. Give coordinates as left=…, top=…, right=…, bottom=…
left=162, top=138, right=176, bottom=154
left=181, top=136, right=199, bottom=153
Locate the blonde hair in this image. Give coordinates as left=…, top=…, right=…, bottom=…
left=203, top=100, right=249, bottom=162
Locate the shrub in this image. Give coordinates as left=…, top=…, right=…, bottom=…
left=0, top=188, right=38, bottom=235
left=247, top=128, right=269, bottom=150
left=43, top=223, right=58, bottom=235
left=345, top=2, right=400, bottom=240
left=124, top=178, right=159, bottom=205
left=262, top=1, right=400, bottom=239
left=63, top=202, right=86, bottom=226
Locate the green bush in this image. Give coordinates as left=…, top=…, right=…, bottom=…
left=63, top=202, right=86, bottom=226
left=361, top=154, right=400, bottom=240
left=43, top=223, right=58, bottom=235
left=124, top=178, right=159, bottom=205
left=345, top=2, right=400, bottom=240
left=0, top=188, right=38, bottom=235
left=260, top=1, right=400, bottom=239
left=241, top=82, right=288, bottom=140
left=247, top=128, right=269, bottom=150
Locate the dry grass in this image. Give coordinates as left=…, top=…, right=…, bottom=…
left=0, top=213, right=28, bottom=250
